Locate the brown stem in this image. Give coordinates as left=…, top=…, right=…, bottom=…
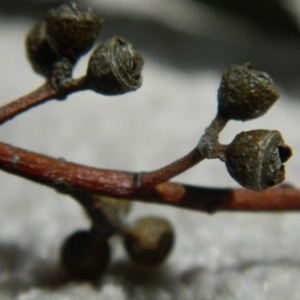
left=138, top=147, right=204, bottom=187
left=197, top=114, right=229, bottom=159
left=0, top=140, right=299, bottom=212
left=0, top=140, right=204, bottom=197
left=0, top=77, right=87, bottom=126
left=142, top=182, right=300, bottom=212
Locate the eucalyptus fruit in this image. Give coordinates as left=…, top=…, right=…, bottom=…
left=86, top=35, right=144, bottom=95
left=61, top=230, right=110, bottom=279
left=218, top=64, right=279, bottom=121
left=45, top=2, right=104, bottom=62
left=225, top=130, right=292, bottom=191
left=123, top=216, right=175, bottom=266
left=25, top=22, right=58, bottom=77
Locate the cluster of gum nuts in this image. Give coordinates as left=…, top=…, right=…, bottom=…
left=24, top=1, right=294, bottom=280
left=24, top=2, right=171, bottom=279
left=61, top=194, right=175, bottom=279
left=26, top=2, right=143, bottom=95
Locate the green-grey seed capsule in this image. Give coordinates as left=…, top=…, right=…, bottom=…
left=25, top=22, right=58, bottom=77
left=61, top=230, right=110, bottom=279
left=123, top=216, right=174, bottom=266
left=86, top=35, right=144, bottom=95
left=46, top=2, right=104, bottom=62
left=225, top=130, right=292, bottom=191
left=218, top=64, right=279, bottom=121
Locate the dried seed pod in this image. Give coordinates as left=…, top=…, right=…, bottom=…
left=86, top=35, right=144, bottom=95
left=123, top=216, right=175, bottom=266
left=25, top=22, right=58, bottom=77
left=46, top=2, right=104, bottom=62
left=225, top=130, right=292, bottom=191
left=218, top=64, right=279, bottom=121
left=60, top=230, right=110, bottom=279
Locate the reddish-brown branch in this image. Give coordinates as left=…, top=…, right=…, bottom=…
left=0, top=141, right=136, bottom=197
left=0, top=140, right=299, bottom=213
left=0, top=77, right=87, bottom=126
left=142, top=182, right=300, bottom=212
left=138, top=147, right=204, bottom=187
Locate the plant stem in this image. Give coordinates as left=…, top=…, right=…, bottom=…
left=197, top=114, right=228, bottom=159
left=0, top=77, right=87, bottom=126
left=0, top=140, right=299, bottom=213
left=138, top=147, right=204, bottom=187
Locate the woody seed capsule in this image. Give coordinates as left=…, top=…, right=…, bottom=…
left=123, top=216, right=175, bottom=266
left=218, top=64, right=279, bottom=121
left=46, top=2, right=104, bottom=62
left=61, top=230, right=110, bottom=279
left=86, top=35, right=144, bottom=95
left=25, top=22, right=58, bottom=77
left=225, top=130, right=292, bottom=191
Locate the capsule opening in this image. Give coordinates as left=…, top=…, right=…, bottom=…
left=278, top=145, right=292, bottom=163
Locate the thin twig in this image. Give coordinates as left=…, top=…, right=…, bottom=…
left=0, top=77, right=87, bottom=126
left=138, top=147, right=204, bottom=187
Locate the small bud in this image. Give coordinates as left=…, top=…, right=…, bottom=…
left=225, top=130, right=292, bottom=191
left=46, top=2, right=104, bottom=62
left=218, top=64, right=279, bottom=121
left=60, top=230, right=110, bottom=279
left=86, top=35, right=144, bottom=95
left=123, top=216, right=175, bottom=266
left=25, top=22, right=57, bottom=77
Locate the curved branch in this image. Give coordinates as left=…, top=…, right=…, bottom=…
left=0, top=140, right=299, bottom=213
left=0, top=77, right=87, bottom=126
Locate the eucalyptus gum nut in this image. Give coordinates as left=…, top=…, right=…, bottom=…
left=218, top=64, right=279, bottom=121
left=86, top=35, right=144, bottom=95
left=124, top=216, right=175, bottom=266
left=60, top=230, right=110, bottom=279
left=25, top=22, right=58, bottom=77
left=225, top=130, right=292, bottom=191
left=46, top=2, right=104, bottom=62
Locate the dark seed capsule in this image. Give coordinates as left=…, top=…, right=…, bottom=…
left=46, top=2, right=104, bottom=62
left=123, top=216, right=175, bottom=266
left=25, top=22, right=58, bottom=77
left=60, top=230, right=110, bottom=279
left=218, top=64, right=279, bottom=121
left=225, top=130, right=292, bottom=191
left=86, top=35, right=144, bottom=95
